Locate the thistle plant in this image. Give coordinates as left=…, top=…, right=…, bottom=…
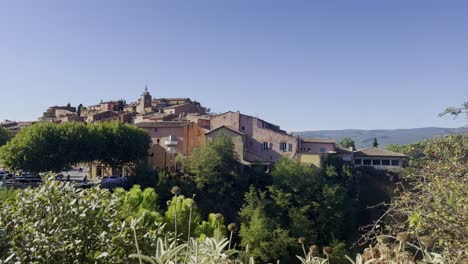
left=227, top=223, right=238, bottom=250
left=171, top=186, right=181, bottom=242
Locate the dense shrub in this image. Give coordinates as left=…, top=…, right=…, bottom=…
left=0, top=180, right=169, bottom=263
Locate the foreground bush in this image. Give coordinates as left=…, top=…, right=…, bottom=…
left=0, top=181, right=169, bottom=263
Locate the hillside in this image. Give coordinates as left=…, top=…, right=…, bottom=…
left=294, top=127, right=467, bottom=148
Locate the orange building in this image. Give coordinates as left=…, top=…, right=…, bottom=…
left=136, top=121, right=207, bottom=170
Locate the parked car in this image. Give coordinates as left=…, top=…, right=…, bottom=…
left=101, top=175, right=128, bottom=189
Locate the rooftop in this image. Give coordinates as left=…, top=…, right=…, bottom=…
left=136, top=121, right=190, bottom=128
left=354, top=148, right=407, bottom=157
left=301, top=138, right=335, bottom=144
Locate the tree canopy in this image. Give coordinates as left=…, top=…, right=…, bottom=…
left=339, top=137, right=355, bottom=149
left=374, top=135, right=468, bottom=257
left=0, top=121, right=151, bottom=173
left=0, top=127, right=12, bottom=147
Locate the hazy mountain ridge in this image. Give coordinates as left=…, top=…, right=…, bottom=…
left=294, top=127, right=467, bottom=148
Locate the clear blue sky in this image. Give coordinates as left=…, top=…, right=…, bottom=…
left=0, top=0, right=466, bottom=131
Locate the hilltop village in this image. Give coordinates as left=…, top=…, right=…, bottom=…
left=1, top=87, right=407, bottom=178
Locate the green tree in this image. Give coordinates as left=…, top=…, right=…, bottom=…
left=115, top=99, right=126, bottom=112
left=339, top=137, right=355, bottom=149
left=438, top=101, right=468, bottom=118
left=164, top=195, right=204, bottom=240
left=0, top=121, right=151, bottom=173
left=184, top=134, right=247, bottom=221
left=0, top=127, right=12, bottom=147
left=372, top=137, right=379, bottom=148
left=376, top=135, right=468, bottom=257
left=77, top=103, right=83, bottom=117
left=88, top=122, right=151, bottom=168
left=239, top=187, right=293, bottom=263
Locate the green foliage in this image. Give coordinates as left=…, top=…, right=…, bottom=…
left=88, top=122, right=151, bottom=167
left=381, top=135, right=468, bottom=257
left=196, top=213, right=227, bottom=241
left=183, top=134, right=248, bottom=222
left=372, top=138, right=378, bottom=148
left=0, top=127, right=12, bottom=147
left=339, top=137, right=355, bottom=149
left=0, top=187, right=16, bottom=205
left=185, top=134, right=239, bottom=189
left=239, top=187, right=293, bottom=262
left=438, top=101, right=468, bottom=118
left=237, top=158, right=362, bottom=262
left=0, top=121, right=151, bottom=173
left=77, top=103, right=83, bottom=117
left=130, top=237, right=252, bottom=264
left=42, top=111, right=55, bottom=118
left=115, top=185, right=163, bottom=225
left=164, top=195, right=203, bottom=239
left=116, top=99, right=126, bottom=112
left=0, top=180, right=170, bottom=263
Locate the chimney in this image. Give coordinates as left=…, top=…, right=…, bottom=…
left=349, top=146, right=355, bottom=151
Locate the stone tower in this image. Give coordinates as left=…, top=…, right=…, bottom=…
left=136, top=85, right=152, bottom=114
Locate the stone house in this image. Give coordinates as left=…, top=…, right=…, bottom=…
left=210, top=111, right=299, bottom=164
left=353, top=148, right=408, bottom=170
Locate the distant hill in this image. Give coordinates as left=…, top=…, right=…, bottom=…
left=294, top=127, right=467, bottom=148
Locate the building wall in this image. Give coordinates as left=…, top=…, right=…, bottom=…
left=142, top=123, right=205, bottom=157
left=100, top=102, right=116, bottom=112
left=163, top=103, right=199, bottom=116
left=211, top=112, right=298, bottom=163
left=211, top=112, right=240, bottom=131
left=186, top=123, right=206, bottom=156
left=206, top=127, right=245, bottom=162
left=144, top=126, right=186, bottom=155
left=147, top=144, right=176, bottom=171
left=55, top=109, right=75, bottom=117
left=354, top=156, right=406, bottom=170
left=300, top=142, right=335, bottom=153
left=89, top=163, right=114, bottom=179
left=245, top=116, right=298, bottom=162
left=298, top=153, right=323, bottom=168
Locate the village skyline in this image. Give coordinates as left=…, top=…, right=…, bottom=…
left=1, top=0, right=467, bottom=130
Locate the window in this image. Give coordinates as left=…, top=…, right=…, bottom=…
left=96, top=166, right=102, bottom=177
left=320, top=147, right=326, bottom=153
left=381, top=159, right=390, bottom=166
left=354, top=159, right=362, bottom=165
left=363, top=159, right=371, bottom=165
left=391, top=159, right=400, bottom=166
left=241, top=126, right=245, bottom=131
left=280, top=142, right=287, bottom=151
left=156, top=138, right=160, bottom=144
left=288, top=143, right=293, bottom=152
left=372, top=159, right=381, bottom=165
left=263, top=142, right=269, bottom=150
left=154, top=128, right=158, bottom=132
left=308, top=148, right=311, bottom=152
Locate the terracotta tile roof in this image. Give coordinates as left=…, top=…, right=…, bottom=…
left=301, top=138, right=335, bottom=144
left=354, top=148, right=407, bottom=157
left=136, top=121, right=190, bottom=128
